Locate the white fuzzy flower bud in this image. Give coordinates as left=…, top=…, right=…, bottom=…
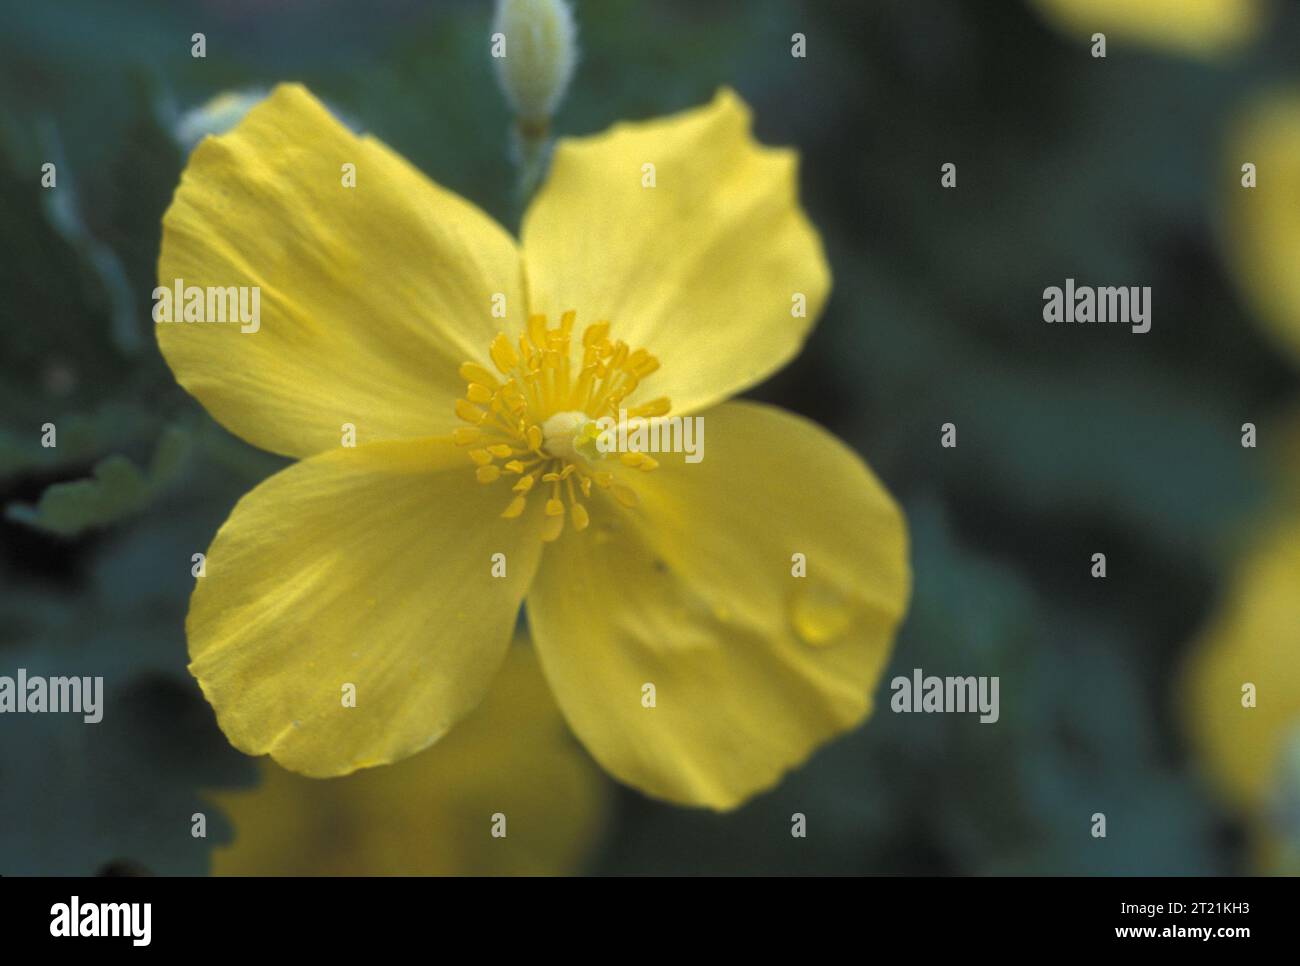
left=492, top=0, right=578, bottom=129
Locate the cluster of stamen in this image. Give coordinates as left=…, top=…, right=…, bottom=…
left=453, top=311, right=669, bottom=541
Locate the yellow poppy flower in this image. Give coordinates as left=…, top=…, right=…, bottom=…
left=1224, top=90, right=1300, bottom=368
left=208, top=640, right=610, bottom=875
left=1181, top=514, right=1300, bottom=873
left=1029, top=0, right=1265, bottom=58
left=158, top=83, right=910, bottom=811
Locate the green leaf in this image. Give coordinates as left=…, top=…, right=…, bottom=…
left=6, top=425, right=193, bottom=537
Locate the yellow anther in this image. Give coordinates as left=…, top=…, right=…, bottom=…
left=629, top=397, right=671, bottom=418
left=638, top=456, right=659, bottom=471
left=541, top=513, right=564, bottom=542
left=620, top=452, right=645, bottom=468
left=571, top=503, right=590, bottom=531
left=489, top=333, right=518, bottom=373
left=611, top=484, right=639, bottom=507
left=455, top=399, right=487, bottom=424
left=459, top=362, right=499, bottom=387
left=476, top=465, right=501, bottom=484
left=526, top=425, right=544, bottom=450
left=452, top=427, right=482, bottom=445
left=501, top=495, right=528, bottom=519
left=468, top=449, right=494, bottom=466
left=545, top=498, right=565, bottom=516
left=527, top=313, right=549, bottom=349
left=501, top=383, right=526, bottom=410
left=466, top=382, right=493, bottom=404
left=582, top=321, right=609, bottom=347
left=514, top=475, right=536, bottom=493
left=487, top=443, right=514, bottom=458
left=504, top=460, right=526, bottom=474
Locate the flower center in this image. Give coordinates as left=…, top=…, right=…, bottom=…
left=540, top=410, right=602, bottom=463
left=452, top=311, right=670, bottom=541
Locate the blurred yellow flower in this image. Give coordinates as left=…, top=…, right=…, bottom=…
left=157, top=84, right=910, bottom=810
left=1182, top=513, right=1300, bottom=874
left=1029, top=0, right=1265, bottom=58
left=1191, top=89, right=1300, bottom=858
left=1224, top=90, right=1300, bottom=368
left=208, top=640, right=609, bottom=875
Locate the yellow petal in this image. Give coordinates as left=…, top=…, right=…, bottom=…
left=525, top=401, right=909, bottom=809
left=1224, top=91, right=1300, bottom=368
left=1029, top=0, right=1264, bottom=58
left=158, top=83, right=524, bottom=458
left=188, top=437, right=545, bottom=777
left=521, top=88, right=830, bottom=416
left=207, top=640, right=611, bottom=875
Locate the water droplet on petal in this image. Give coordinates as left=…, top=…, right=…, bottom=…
left=791, top=582, right=856, bottom=647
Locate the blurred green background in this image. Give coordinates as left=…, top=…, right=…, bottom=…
left=2, top=0, right=1297, bottom=875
